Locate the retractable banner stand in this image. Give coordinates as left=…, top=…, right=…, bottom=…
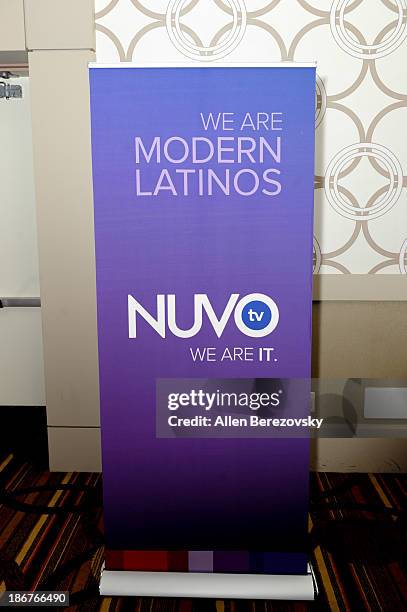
left=89, top=64, right=316, bottom=599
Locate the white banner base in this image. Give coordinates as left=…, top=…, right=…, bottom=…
left=99, top=565, right=317, bottom=600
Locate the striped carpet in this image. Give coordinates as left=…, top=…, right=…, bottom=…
left=0, top=453, right=405, bottom=611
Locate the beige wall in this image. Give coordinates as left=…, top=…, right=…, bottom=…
left=0, top=0, right=25, bottom=51
left=29, top=49, right=98, bottom=430
left=23, top=0, right=100, bottom=470
left=2, top=0, right=406, bottom=472
left=25, top=0, right=94, bottom=50
left=312, top=302, right=407, bottom=379
left=311, top=301, right=407, bottom=472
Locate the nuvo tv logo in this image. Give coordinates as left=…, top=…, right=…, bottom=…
left=128, top=293, right=279, bottom=339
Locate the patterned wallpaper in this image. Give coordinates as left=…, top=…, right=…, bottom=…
left=94, top=0, right=407, bottom=275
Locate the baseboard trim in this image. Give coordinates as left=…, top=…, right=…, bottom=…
left=311, top=438, right=407, bottom=472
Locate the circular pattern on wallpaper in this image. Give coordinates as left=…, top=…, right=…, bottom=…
left=166, top=0, right=247, bottom=61
left=330, top=0, right=407, bottom=60
left=324, top=143, right=403, bottom=220
left=399, top=238, right=407, bottom=274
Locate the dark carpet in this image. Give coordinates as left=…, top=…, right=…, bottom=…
left=0, top=453, right=406, bottom=611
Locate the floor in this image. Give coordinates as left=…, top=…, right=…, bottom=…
left=0, top=452, right=405, bottom=611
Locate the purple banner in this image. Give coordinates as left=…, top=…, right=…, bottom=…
left=89, top=65, right=316, bottom=575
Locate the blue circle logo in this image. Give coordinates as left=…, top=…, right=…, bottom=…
left=241, top=300, right=272, bottom=331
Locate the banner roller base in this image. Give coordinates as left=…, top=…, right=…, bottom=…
left=99, top=565, right=317, bottom=600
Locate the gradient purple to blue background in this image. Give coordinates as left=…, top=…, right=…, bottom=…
left=89, top=66, right=316, bottom=575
